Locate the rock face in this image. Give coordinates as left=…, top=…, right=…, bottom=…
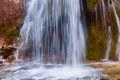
left=0, top=46, right=16, bottom=64
left=0, top=35, right=5, bottom=48
left=0, top=47, right=16, bottom=58
left=83, top=0, right=120, bottom=61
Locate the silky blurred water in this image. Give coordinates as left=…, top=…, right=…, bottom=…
left=1, top=0, right=105, bottom=80
left=19, top=0, right=86, bottom=65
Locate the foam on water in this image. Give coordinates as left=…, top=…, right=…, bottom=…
left=2, top=63, right=103, bottom=80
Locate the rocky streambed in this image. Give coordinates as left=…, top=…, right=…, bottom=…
left=89, top=61, right=120, bottom=80
left=0, top=46, right=16, bottom=64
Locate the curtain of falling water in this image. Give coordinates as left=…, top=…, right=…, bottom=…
left=112, top=1, right=120, bottom=61
left=19, top=0, right=86, bottom=66
left=105, top=26, right=112, bottom=60
left=101, top=0, right=112, bottom=60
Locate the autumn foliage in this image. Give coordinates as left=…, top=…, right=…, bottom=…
left=0, top=0, right=25, bottom=45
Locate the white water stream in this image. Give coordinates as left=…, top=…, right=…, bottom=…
left=112, top=1, right=120, bottom=62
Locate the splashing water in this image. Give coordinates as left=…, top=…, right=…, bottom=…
left=112, top=1, right=120, bottom=62
left=105, top=26, right=112, bottom=60
left=1, top=62, right=104, bottom=80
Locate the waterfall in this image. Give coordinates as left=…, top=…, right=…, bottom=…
left=1, top=0, right=104, bottom=79
left=112, top=1, right=120, bottom=61
left=19, top=0, right=86, bottom=66
left=105, top=26, right=112, bottom=60
left=102, top=0, right=106, bottom=27
left=101, top=0, right=112, bottom=61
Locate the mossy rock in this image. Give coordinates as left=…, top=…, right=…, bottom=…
left=6, top=55, right=15, bottom=63
left=0, top=26, right=19, bottom=45
left=86, top=0, right=101, bottom=10
left=0, top=47, right=16, bottom=59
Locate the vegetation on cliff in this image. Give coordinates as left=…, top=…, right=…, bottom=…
left=0, top=0, right=24, bottom=45
left=86, top=0, right=101, bottom=9
left=86, top=0, right=120, bottom=61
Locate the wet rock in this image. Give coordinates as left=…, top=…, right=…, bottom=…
left=0, top=46, right=16, bottom=59
left=83, top=77, right=91, bottom=80
left=101, top=59, right=109, bottom=62
left=0, top=60, right=4, bottom=67
left=0, top=62, right=4, bottom=67
left=0, top=63, right=4, bottom=67
left=100, top=78, right=109, bottom=80
left=90, top=62, right=120, bottom=80
left=0, top=61, right=3, bottom=64
left=6, top=55, right=15, bottom=63
left=18, top=44, right=33, bottom=61
left=0, top=46, right=16, bottom=64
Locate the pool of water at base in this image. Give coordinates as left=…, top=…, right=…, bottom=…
left=0, top=62, right=105, bottom=80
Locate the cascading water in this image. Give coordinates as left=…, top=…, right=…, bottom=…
left=112, top=1, right=120, bottom=62
left=105, top=26, right=112, bottom=60
left=102, top=0, right=106, bottom=27
left=19, top=0, right=86, bottom=66
left=1, top=0, right=104, bottom=80
left=101, top=0, right=112, bottom=61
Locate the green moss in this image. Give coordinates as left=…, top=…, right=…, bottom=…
left=86, top=0, right=101, bottom=10
left=87, top=23, right=106, bottom=60
left=5, top=27, right=19, bottom=44
left=116, top=2, right=120, bottom=18
left=0, top=47, right=16, bottom=59
left=0, top=18, right=23, bottom=45
left=86, top=5, right=119, bottom=61
left=90, top=63, right=120, bottom=80
left=109, top=11, right=118, bottom=60
left=0, top=26, right=19, bottom=45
